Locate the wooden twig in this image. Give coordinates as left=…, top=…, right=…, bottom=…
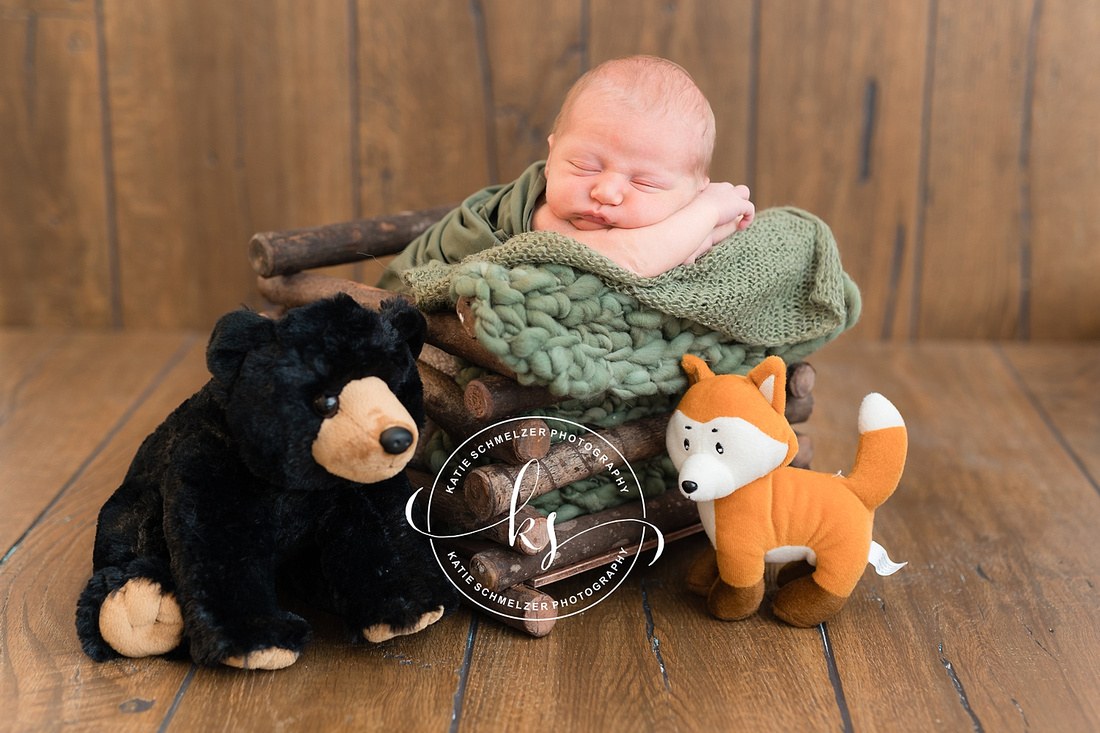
left=785, top=393, right=814, bottom=425
left=528, top=522, right=702, bottom=588
left=786, top=361, right=817, bottom=399
left=423, top=312, right=520, bottom=380
left=419, top=343, right=459, bottom=377
left=792, top=432, right=814, bottom=469
left=464, top=373, right=561, bottom=421
left=257, top=272, right=520, bottom=377
left=257, top=272, right=410, bottom=310
left=456, top=296, right=478, bottom=338
left=407, top=469, right=551, bottom=555
left=417, top=361, right=551, bottom=464
left=460, top=581, right=557, bottom=638
left=410, top=418, right=440, bottom=471
left=249, top=205, right=453, bottom=277
left=469, top=489, right=700, bottom=591
left=462, top=413, right=670, bottom=521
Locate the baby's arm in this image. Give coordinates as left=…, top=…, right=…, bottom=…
left=534, top=183, right=754, bottom=277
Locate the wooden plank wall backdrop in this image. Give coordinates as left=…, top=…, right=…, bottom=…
left=1, top=0, right=1097, bottom=337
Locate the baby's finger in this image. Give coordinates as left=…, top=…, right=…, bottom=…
left=733, top=184, right=751, bottom=200
left=712, top=220, right=741, bottom=243
left=739, top=202, right=755, bottom=228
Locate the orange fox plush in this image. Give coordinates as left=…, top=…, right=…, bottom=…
left=666, top=355, right=908, bottom=627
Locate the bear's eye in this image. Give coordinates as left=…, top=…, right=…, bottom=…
left=683, top=438, right=690, bottom=451
left=313, top=394, right=339, bottom=418
left=715, top=442, right=724, bottom=454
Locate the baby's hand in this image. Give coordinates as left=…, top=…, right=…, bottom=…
left=680, top=183, right=754, bottom=265
left=698, top=182, right=755, bottom=230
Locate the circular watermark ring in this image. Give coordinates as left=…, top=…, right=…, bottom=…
left=404, top=416, right=665, bottom=622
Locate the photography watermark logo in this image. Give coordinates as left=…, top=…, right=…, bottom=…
left=405, top=417, right=665, bottom=622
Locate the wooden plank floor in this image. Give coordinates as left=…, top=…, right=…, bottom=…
left=1, top=332, right=1097, bottom=732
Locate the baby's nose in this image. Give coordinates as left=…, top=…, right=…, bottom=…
left=591, top=176, right=624, bottom=205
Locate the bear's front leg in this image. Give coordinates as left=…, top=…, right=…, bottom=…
left=164, top=477, right=310, bottom=669
left=315, top=484, right=457, bottom=643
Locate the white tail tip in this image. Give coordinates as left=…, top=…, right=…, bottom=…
left=858, top=393, right=905, bottom=433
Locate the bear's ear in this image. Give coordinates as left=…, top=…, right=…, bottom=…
left=380, top=298, right=427, bottom=358
left=206, top=308, right=276, bottom=387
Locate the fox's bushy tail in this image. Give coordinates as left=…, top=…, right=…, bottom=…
left=846, top=393, right=907, bottom=511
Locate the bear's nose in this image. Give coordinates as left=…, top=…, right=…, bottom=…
left=681, top=480, right=698, bottom=495
left=379, top=427, right=414, bottom=454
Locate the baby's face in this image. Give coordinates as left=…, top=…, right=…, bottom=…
left=544, top=100, right=706, bottom=231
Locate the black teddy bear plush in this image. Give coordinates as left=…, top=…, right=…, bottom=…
left=76, top=294, right=457, bottom=670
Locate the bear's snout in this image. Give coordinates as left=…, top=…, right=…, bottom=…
left=380, top=426, right=414, bottom=455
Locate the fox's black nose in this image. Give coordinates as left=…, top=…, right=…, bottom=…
left=380, top=427, right=414, bottom=454
left=681, top=480, right=698, bottom=495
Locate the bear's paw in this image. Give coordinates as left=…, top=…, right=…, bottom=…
left=98, top=578, right=183, bottom=658
left=362, top=606, right=446, bottom=643
left=223, top=647, right=300, bottom=670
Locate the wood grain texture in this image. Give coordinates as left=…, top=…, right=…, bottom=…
left=0, top=332, right=196, bottom=551
left=2, top=0, right=1099, bottom=338
left=235, top=0, right=358, bottom=286
left=102, top=0, right=248, bottom=329
left=478, top=0, right=582, bottom=183
left=0, top=337, right=208, bottom=731
left=0, top=8, right=112, bottom=327
left=166, top=609, right=472, bottom=731
left=754, top=0, right=929, bottom=341
left=1027, top=3, right=1100, bottom=339
left=104, top=0, right=358, bottom=330
left=917, top=1, right=1036, bottom=339
left=806, top=343, right=1100, bottom=731
left=634, top=536, right=848, bottom=730
left=356, top=0, right=488, bottom=214
left=458, top=564, right=676, bottom=731
left=1000, top=342, right=1100, bottom=486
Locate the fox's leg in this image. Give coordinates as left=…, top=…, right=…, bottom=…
left=772, top=548, right=862, bottom=627
left=707, top=578, right=765, bottom=621
left=685, top=547, right=719, bottom=597
left=708, top=549, right=766, bottom=621
left=776, top=560, right=815, bottom=587
left=771, top=575, right=847, bottom=627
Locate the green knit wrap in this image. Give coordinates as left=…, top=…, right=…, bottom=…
left=407, top=207, right=860, bottom=403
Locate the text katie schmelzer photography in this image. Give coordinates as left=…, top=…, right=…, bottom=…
left=404, top=417, right=665, bottom=621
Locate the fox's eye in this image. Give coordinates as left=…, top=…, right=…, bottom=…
left=715, top=442, right=724, bottom=454
left=313, top=394, right=339, bottom=418
left=683, top=438, right=690, bottom=451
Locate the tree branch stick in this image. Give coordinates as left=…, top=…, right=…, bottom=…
left=469, top=489, right=699, bottom=591
left=249, top=205, right=453, bottom=277
left=462, top=413, right=670, bottom=521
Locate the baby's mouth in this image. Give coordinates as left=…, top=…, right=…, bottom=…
left=577, top=212, right=612, bottom=227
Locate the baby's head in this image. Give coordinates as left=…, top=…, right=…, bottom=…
left=544, top=56, right=716, bottom=231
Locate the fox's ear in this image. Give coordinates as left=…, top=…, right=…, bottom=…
left=748, top=357, right=788, bottom=417
left=682, top=354, right=715, bottom=386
